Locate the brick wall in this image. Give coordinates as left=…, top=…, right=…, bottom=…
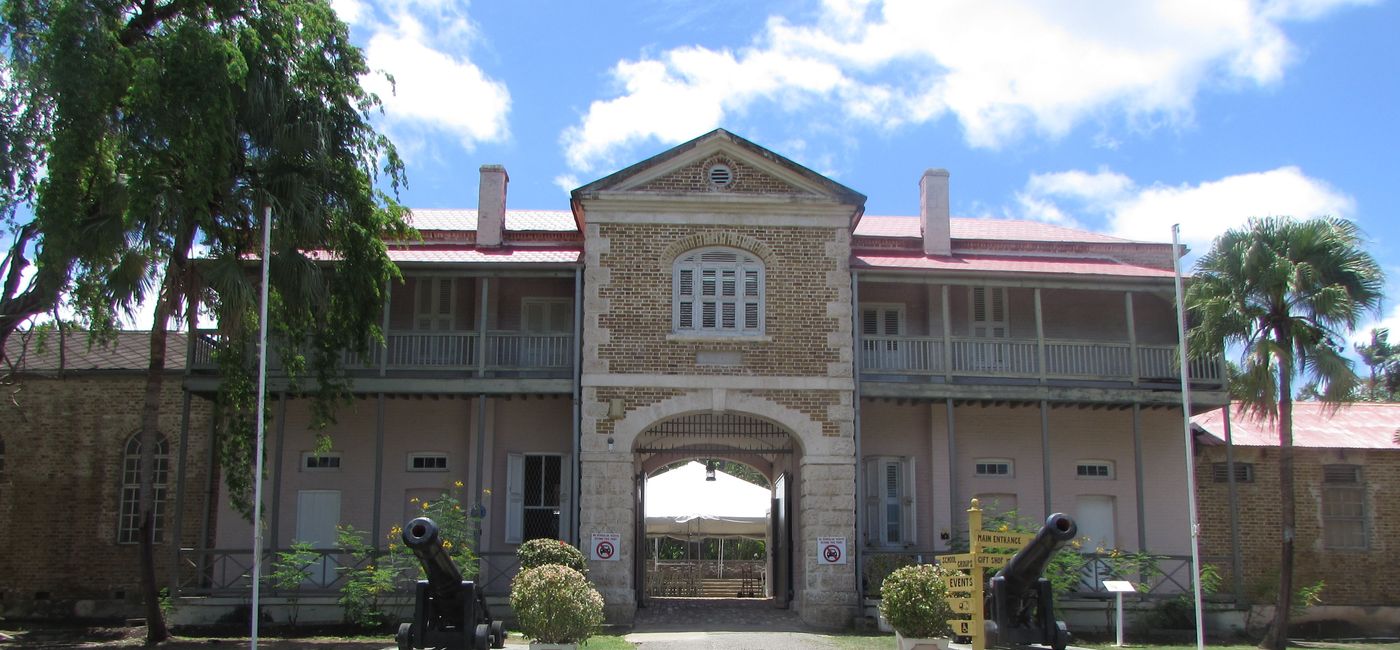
left=0, top=373, right=214, bottom=618
left=1196, top=445, right=1399, bottom=605
left=635, top=155, right=804, bottom=195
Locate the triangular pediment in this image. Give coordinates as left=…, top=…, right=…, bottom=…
left=571, top=129, right=866, bottom=208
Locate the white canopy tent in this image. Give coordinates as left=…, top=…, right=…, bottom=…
left=645, top=461, right=770, bottom=539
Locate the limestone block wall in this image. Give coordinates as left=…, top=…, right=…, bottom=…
left=0, top=374, right=213, bottom=618
left=1196, top=445, right=1400, bottom=605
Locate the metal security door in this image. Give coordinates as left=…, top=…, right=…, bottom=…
left=771, top=473, right=791, bottom=609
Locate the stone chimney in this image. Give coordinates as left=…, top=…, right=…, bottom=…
left=477, top=164, right=508, bottom=248
left=919, top=168, right=951, bottom=256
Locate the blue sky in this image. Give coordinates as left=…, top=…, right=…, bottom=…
left=27, top=0, right=1400, bottom=340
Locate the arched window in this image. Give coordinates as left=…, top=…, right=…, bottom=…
left=673, top=247, right=765, bottom=335
left=119, top=433, right=171, bottom=544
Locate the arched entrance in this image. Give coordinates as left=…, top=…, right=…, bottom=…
left=632, top=413, right=801, bottom=613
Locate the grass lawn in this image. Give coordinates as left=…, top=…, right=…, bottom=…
left=579, top=635, right=637, bottom=649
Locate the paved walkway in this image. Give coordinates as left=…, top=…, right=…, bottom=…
left=624, top=597, right=844, bottom=649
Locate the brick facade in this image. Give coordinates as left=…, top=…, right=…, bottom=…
left=0, top=373, right=214, bottom=619
left=1196, top=445, right=1400, bottom=605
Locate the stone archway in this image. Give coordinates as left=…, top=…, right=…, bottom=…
left=579, top=389, right=858, bottom=629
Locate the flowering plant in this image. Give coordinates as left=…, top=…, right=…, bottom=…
left=509, top=564, right=604, bottom=644
left=879, top=564, right=954, bottom=639
left=517, top=537, right=588, bottom=574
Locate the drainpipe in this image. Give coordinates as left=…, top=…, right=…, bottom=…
left=851, top=270, right=865, bottom=610
left=572, top=266, right=583, bottom=546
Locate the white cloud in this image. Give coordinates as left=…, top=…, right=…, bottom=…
left=330, top=0, right=366, bottom=25
left=352, top=5, right=510, bottom=153
left=1353, top=304, right=1400, bottom=347
left=561, top=0, right=1372, bottom=175
left=1014, top=167, right=1355, bottom=254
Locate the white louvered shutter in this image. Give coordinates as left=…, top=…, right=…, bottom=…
left=505, top=453, right=525, bottom=544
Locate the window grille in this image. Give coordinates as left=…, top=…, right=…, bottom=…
left=1211, top=462, right=1254, bottom=483
left=1322, top=464, right=1366, bottom=549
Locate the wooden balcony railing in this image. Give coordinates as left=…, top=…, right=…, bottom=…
left=188, top=329, right=574, bottom=377
left=861, top=335, right=1223, bottom=385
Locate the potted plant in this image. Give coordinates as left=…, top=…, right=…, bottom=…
left=509, top=563, right=604, bottom=649
left=879, top=564, right=955, bottom=650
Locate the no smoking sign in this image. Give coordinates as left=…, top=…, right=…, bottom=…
left=816, top=536, right=847, bottom=565
left=591, top=532, right=621, bottom=562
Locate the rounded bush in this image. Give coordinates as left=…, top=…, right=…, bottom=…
left=517, top=538, right=588, bottom=574
left=509, top=564, right=604, bottom=644
left=879, top=563, right=955, bottom=639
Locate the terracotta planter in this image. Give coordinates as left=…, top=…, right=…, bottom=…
left=895, top=632, right=950, bottom=650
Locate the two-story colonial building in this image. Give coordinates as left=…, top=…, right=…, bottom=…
left=2, top=130, right=1227, bottom=627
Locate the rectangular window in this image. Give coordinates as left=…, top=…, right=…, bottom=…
left=864, top=456, right=916, bottom=547
left=975, top=459, right=1013, bottom=477
left=414, top=277, right=455, bottom=331
left=302, top=452, right=343, bottom=472
left=1322, top=465, right=1366, bottom=549
left=1212, top=462, right=1254, bottom=483
left=673, top=249, right=764, bottom=335
left=506, top=453, right=572, bottom=544
left=407, top=453, right=449, bottom=472
left=969, top=287, right=1009, bottom=338
left=1076, top=461, right=1115, bottom=479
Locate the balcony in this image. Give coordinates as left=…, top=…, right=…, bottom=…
left=188, top=329, right=574, bottom=380
left=860, top=335, right=1223, bottom=387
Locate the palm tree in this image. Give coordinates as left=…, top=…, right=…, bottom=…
left=1187, top=217, right=1383, bottom=650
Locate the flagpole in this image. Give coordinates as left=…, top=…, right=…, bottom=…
left=250, top=206, right=272, bottom=649
left=1171, top=224, right=1206, bottom=650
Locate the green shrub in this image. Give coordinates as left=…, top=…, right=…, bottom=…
left=879, top=564, right=954, bottom=639
left=509, top=565, right=604, bottom=644
left=269, top=540, right=319, bottom=626
left=517, top=538, right=588, bottom=574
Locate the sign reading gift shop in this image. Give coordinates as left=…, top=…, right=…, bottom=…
left=816, top=537, right=847, bottom=565
left=590, top=532, right=620, bottom=561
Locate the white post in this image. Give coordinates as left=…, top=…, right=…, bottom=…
left=719, top=538, right=725, bottom=579
left=1171, top=224, right=1206, bottom=650
left=1116, top=591, right=1125, bottom=647
left=250, top=206, right=272, bottom=649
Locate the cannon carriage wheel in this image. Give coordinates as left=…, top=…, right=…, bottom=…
left=395, top=623, right=413, bottom=650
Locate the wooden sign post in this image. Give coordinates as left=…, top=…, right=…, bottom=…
left=936, top=499, right=1023, bottom=650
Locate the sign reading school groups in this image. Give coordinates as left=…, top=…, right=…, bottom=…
left=936, top=499, right=1033, bottom=650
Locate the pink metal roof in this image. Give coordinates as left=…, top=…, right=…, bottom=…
left=855, top=215, right=1141, bottom=244
left=1193, top=402, right=1400, bottom=449
left=406, top=208, right=576, bottom=232
left=852, top=253, right=1176, bottom=278
left=387, top=247, right=580, bottom=264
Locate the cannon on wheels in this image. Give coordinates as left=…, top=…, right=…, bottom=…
left=396, top=517, right=505, bottom=650
left=985, top=513, right=1077, bottom=650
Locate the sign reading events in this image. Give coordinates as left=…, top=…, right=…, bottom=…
left=816, top=536, right=847, bottom=565
left=590, top=532, right=620, bottom=561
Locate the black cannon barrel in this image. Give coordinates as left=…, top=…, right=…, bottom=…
left=403, top=517, right=465, bottom=600
left=994, top=513, right=1077, bottom=598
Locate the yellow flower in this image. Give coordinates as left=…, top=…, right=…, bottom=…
left=442, top=540, right=452, bottom=549
left=997, top=524, right=1009, bottom=532
left=421, top=501, right=430, bottom=510
left=482, top=488, right=492, bottom=496
left=390, top=525, right=402, bottom=536
left=389, top=543, right=398, bottom=551
left=454, top=480, right=464, bottom=488
left=409, top=497, right=419, bottom=503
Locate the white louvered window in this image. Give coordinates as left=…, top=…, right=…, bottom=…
left=673, top=248, right=764, bottom=336
left=860, top=303, right=906, bottom=370
left=414, top=277, right=455, bottom=331
left=863, top=456, right=916, bottom=547
left=969, top=286, right=1009, bottom=338
left=118, top=434, right=170, bottom=544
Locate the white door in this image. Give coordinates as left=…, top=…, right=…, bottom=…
left=296, top=490, right=342, bottom=585
left=1075, top=495, right=1116, bottom=590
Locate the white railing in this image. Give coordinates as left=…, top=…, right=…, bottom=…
left=950, top=337, right=1040, bottom=376
left=859, top=335, right=1222, bottom=385
left=485, top=332, right=573, bottom=370
left=385, top=331, right=478, bottom=369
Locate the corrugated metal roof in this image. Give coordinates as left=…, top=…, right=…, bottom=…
left=406, top=208, right=576, bottom=232
left=387, top=248, right=581, bottom=264
left=852, top=253, right=1176, bottom=278
left=4, top=331, right=190, bottom=371
left=1193, top=402, right=1400, bottom=449
left=855, top=215, right=1142, bottom=244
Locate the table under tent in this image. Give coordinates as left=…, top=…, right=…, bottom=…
left=644, top=461, right=771, bottom=598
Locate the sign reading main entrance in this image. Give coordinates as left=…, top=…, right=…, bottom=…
left=591, top=532, right=620, bottom=561
left=816, top=536, right=847, bottom=565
